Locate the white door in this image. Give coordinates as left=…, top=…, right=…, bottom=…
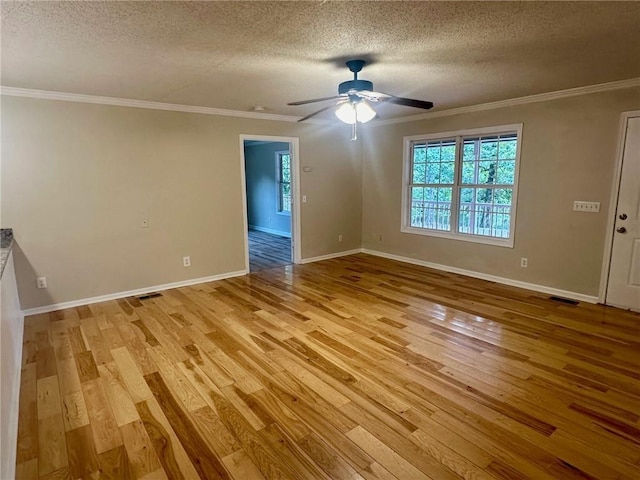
left=607, top=116, right=640, bottom=311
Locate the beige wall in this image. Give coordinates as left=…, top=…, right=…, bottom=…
left=4, top=87, right=638, bottom=309
left=1, top=97, right=362, bottom=309
left=361, top=88, right=640, bottom=297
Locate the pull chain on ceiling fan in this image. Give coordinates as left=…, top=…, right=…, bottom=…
left=288, top=60, right=434, bottom=140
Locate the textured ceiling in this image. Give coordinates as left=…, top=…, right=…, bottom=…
left=2, top=1, right=639, bottom=120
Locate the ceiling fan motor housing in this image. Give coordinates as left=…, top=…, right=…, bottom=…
left=338, top=79, right=373, bottom=95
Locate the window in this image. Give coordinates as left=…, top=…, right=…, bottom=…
left=276, top=151, right=291, bottom=214
left=402, top=124, right=522, bottom=247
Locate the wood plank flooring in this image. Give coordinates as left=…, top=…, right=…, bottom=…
left=15, top=253, right=640, bottom=479
left=248, top=229, right=291, bottom=272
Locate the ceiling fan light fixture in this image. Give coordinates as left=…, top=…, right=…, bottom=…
left=335, top=100, right=376, bottom=124
left=355, top=101, right=376, bottom=123
left=335, top=102, right=357, bottom=124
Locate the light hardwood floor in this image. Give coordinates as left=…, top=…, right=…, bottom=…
left=248, top=229, right=292, bottom=272
left=15, top=254, right=640, bottom=479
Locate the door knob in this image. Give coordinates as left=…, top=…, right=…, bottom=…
left=617, top=226, right=627, bottom=233
left=618, top=213, right=627, bottom=220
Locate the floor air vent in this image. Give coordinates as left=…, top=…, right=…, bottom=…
left=549, top=296, right=579, bottom=305
left=137, top=292, right=163, bottom=300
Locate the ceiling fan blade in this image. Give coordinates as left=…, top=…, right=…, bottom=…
left=355, top=91, right=391, bottom=102
left=297, top=104, right=337, bottom=122
left=288, top=95, right=343, bottom=106
left=381, top=94, right=434, bottom=110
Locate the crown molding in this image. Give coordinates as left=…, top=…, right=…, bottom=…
left=372, top=77, right=640, bottom=126
left=0, top=86, right=318, bottom=123
left=2, top=77, right=639, bottom=126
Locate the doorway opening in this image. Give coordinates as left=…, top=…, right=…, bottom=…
left=240, top=135, right=301, bottom=272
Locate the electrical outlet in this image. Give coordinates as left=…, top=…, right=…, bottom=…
left=36, top=277, right=47, bottom=289
left=573, top=201, right=600, bottom=213
left=183, top=256, right=191, bottom=267
left=141, top=219, right=149, bottom=228
left=521, top=257, right=528, bottom=268
left=338, top=234, right=343, bottom=242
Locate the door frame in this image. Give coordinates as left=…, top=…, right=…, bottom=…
left=239, top=134, right=302, bottom=272
left=598, top=110, right=640, bottom=304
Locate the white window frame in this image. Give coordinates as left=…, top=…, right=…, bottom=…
left=276, top=150, right=292, bottom=216
left=401, top=123, right=523, bottom=248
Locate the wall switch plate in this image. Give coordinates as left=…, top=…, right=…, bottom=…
left=302, top=195, right=307, bottom=203
left=36, top=277, right=47, bottom=288
left=183, top=256, right=191, bottom=267
left=520, top=258, right=528, bottom=268
left=573, top=201, right=600, bottom=213
left=338, top=234, right=343, bottom=242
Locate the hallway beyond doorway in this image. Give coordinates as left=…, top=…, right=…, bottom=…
left=248, top=229, right=291, bottom=271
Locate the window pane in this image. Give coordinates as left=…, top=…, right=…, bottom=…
left=409, top=187, right=451, bottom=231
left=438, top=188, right=452, bottom=202
left=461, top=161, right=475, bottom=184
left=460, top=187, right=473, bottom=203
left=412, top=163, right=426, bottom=184
left=496, top=160, right=515, bottom=184
left=413, top=146, right=426, bottom=163
left=494, top=188, right=512, bottom=205
left=478, top=161, right=497, bottom=184
left=498, top=138, right=517, bottom=160
left=280, top=156, right=291, bottom=181
left=463, top=141, right=476, bottom=161
left=425, top=187, right=437, bottom=201
left=426, top=163, right=440, bottom=183
left=476, top=188, right=493, bottom=204
left=411, top=186, right=424, bottom=200
left=426, top=145, right=441, bottom=162
left=441, top=161, right=455, bottom=183
left=441, top=144, right=456, bottom=161
left=280, top=182, right=291, bottom=212
left=479, top=137, right=498, bottom=160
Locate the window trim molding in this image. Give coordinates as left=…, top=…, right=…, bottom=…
left=400, top=123, right=523, bottom=248
left=275, top=150, right=291, bottom=216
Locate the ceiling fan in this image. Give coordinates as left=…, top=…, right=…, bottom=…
left=288, top=59, right=434, bottom=140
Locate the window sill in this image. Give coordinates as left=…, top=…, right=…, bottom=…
left=401, top=225, right=514, bottom=248
left=276, top=211, right=291, bottom=217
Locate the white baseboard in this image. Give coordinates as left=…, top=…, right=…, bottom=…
left=21, top=249, right=600, bottom=316
left=300, top=249, right=363, bottom=265
left=249, top=225, right=291, bottom=238
left=22, top=269, right=248, bottom=316
left=362, top=248, right=599, bottom=304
